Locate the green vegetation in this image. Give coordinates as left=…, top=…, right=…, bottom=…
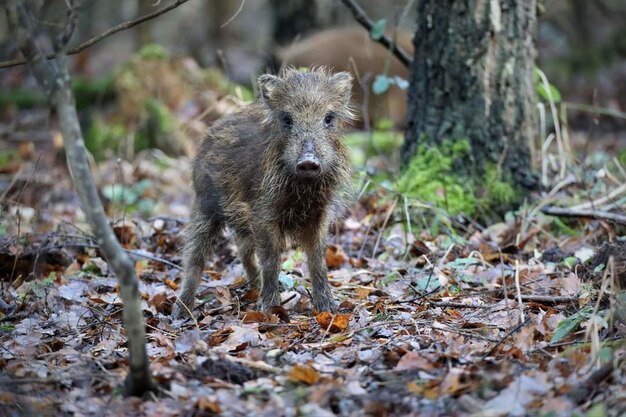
left=72, top=76, right=116, bottom=109
left=395, top=139, right=520, bottom=216
left=102, top=178, right=156, bottom=216
left=481, top=163, right=519, bottom=207
left=0, top=149, right=20, bottom=168
left=618, top=147, right=626, bottom=167
left=396, top=139, right=476, bottom=215
left=345, top=129, right=403, bottom=167
left=0, top=76, right=115, bottom=110
left=85, top=117, right=127, bottom=160
left=535, top=67, right=562, bottom=103
left=136, top=43, right=170, bottom=60
left=135, top=98, right=177, bottom=153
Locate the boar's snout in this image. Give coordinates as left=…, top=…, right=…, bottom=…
left=296, top=154, right=321, bottom=178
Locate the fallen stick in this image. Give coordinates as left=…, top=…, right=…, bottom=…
left=513, top=294, right=578, bottom=304
left=541, top=205, right=626, bottom=226
left=482, top=317, right=531, bottom=359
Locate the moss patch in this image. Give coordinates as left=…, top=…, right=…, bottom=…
left=396, top=139, right=521, bottom=216
left=481, top=164, right=519, bottom=206
left=396, top=139, right=477, bottom=215
left=137, top=43, right=170, bottom=60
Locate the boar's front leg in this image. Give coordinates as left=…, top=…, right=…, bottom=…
left=301, top=225, right=338, bottom=312
left=255, top=224, right=285, bottom=311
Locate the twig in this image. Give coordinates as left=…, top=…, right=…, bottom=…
left=393, top=258, right=438, bottom=304
left=568, top=362, right=614, bottom=403
left=5, top=0, right=153, bottom=395
left=536, top=68, right=567, bottom=179
left=220, top=0, right=245, bottom=28
left=514, top=259, right=525, bottom=323
left=64, top=242, right=182, bottom=270
left=434, top=324, right=500, bottom=343
left=569, top=183, right=626, bottom=212
left=514, top=294, right=577, bottom=304
left=429, top=301, right=492, bottom=309
left=564, top=101, right=626, bottom=121
left=482, top=317, right=531, bottom=359
left=339, top=0, right=412, bottom=67
left=0, top=0, right=190, bottom=69
left=541, top=205, right=626, bottom=226
left=372, top=198, right=397, bottom=257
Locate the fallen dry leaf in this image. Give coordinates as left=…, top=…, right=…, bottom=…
left=395, top=351, right=437, bottom=371
left=287, top=365, right=321, bottom=385
left=326, top=244, right=348, bottom=269
left=315, top=312, right=351, bottom=333
left=164, top=279, right=178, bottom=290
left=242, top=311, right=268, bottom=324
left=196, top=397, right=221, bottom=413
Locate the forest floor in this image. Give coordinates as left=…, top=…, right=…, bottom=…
left=1, top=136, right=625, bottom=417
left=1, top=51, right=626, bottom=417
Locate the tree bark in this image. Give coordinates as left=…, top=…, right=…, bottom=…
left=403, top=0, right=538, bottom=193
left=136, top=0, right=155, bottom=47
left=4, top=0, right=153, bottom=396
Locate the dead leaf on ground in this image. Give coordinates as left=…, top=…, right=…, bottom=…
left=242, top=287, right=260, bottom=302
left=395, top=351, right=438, bottom=371
left=315, top=312, right=351, bottom=333
left=267, top=305, right=290, bottom=323
left=326, top=244, right=348, bottom=269
left=196, top=397, right=221, bottom=413
left=287, top=364, right=321, bottom=385
left=242, top=311, right=268, bottom=324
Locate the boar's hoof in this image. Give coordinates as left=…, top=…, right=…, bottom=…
left=259, top=292, right=282, bottom=312
left=172, top=301, right=193, bottom=319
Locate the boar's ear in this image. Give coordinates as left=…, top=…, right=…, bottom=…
left=258, top=74, right=282, bottom=103
left=330, top=72, right=353, bottom=104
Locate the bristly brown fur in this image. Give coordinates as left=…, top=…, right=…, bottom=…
left=173, top=67, right=354, bottom=317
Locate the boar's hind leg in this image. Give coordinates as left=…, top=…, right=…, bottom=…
left=173, top=208, right=223, bottom=318
left=255, top=225, right=285, bottom=311
left=302, top=228, right=338, bottom=312
left=233, top=229, right=261, bottom=289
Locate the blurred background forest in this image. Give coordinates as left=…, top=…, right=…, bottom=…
left=1, top=0, right=626, bottom=228
left=2, top=0, right=626, bottom=142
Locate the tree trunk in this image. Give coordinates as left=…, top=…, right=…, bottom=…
left=136, top=0, right=155, bottom=47
left=402, top=0, right=538, bottom=214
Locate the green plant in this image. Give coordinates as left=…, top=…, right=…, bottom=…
left=85, top=117, right=127, bottom=160
left=535, top=67, right=562, bottom=103
left=369, top=19, right=408, bottom=95
left=396, top=139, right=478, bottom=215
left=102, top=178, right=156, bottom=216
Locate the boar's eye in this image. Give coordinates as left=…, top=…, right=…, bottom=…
left=280, top=112, right=293, bottom=129
left=324, top=112, right=335, bottom=127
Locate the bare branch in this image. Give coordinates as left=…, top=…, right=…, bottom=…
left=53, top=0, right=78, bottom=52
left=220, top=0, right=246, bottom=28
left=0, top=0, right=190, bottom=69
left=482, top=317, right=531, bottom=359
left=4, top=0, right=154, bottom=396
left=541, top=205, right=626, bottom=226
left=339, top=0, right=413, bottom=68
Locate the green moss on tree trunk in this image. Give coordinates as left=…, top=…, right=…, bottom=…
left=396, top=139, right=520, bottom=216
left=402, top=0, right=538, bottom=215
